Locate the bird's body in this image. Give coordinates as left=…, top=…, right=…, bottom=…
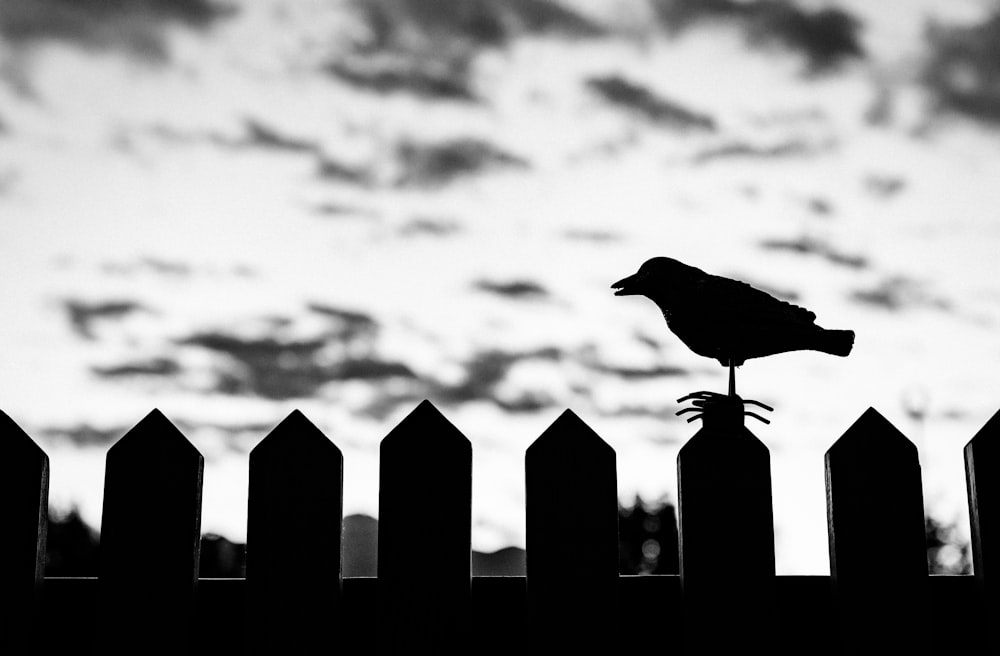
left=612, top=257, right=854, bottom=371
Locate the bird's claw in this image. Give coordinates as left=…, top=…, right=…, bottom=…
left=675, top=391, right=773, bottom=425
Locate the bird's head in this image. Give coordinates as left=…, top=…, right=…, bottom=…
left=611, top=257, right=687, bottom=297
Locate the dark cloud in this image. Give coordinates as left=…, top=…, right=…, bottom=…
left=315, top=155, right=373, bottom=186
left=586, top=76, right=716, bottom=131
left=100, top=257, right=192, bottom=277
left=587, top=364, right=688, bottom=380
left=692, top=138, right=825, bottom=164
left=562, top=229, right=621, bottom=243
left=63, top=299, right=146, bottom=340
left=474, top=279, right=548, bottom=300
left=242, top=119, right=319, bottom=154
left=760, top=235, right=868, bottom=269
left=924, top=12, right=1000, bottom=123
left=306, top=303, right=379, bottom=341
left=0, top=0, right=234, bottom=61
left=395, top=138, right=528, bottom=187
left=325, top=57, right=477, bottom=102
left=851, top=277, right=951, bottom=312
left=864, top=174, right=906, bottom=199
left=600, top=405, right=684, bottom=421
left=92, top=357, right=181, bottom=378
left=40, top=424, right=127, bottom=447
left=350, top=0, right=602, bottom=54
left=178, top=327, right=415, bottom=400
left=357, top=347, right=566, bottom=418
left=434, top=347, right=563, bottom=408
left=312, top=202, right=378, bottom=220
left=805, top=197, right=833, bottom=216
left=651, top=0, right=864, bottom=74
left=398, top=217, right=461, bottom=237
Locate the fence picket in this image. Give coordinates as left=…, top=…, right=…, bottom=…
left=377, top=400, right=471, bottom=655
left=246, top=410, right=343, bottom=654
left=0, top=412, right=49, bottom=652
left=99, top=409, right=203, bottom=655
left=964, top=409, right=1000, bottom=653
left=525, top=409, right=619, bottom=654
left=677, top=401, right=775, bottom=655
left=825, top=407, right=927, bottom=656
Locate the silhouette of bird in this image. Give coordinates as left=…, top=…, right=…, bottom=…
left=612, top=257, right=854, bottom=396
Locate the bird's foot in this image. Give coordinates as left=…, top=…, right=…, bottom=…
left=676, top=391, right=774, bottom=425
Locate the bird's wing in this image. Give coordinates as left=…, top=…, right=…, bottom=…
left=696, top=275, right=817, bottom=326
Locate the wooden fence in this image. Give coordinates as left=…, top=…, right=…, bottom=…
left=1, top=400, right=997, bottom=655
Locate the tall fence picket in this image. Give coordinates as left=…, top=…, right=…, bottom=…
left=246, top=410, right=343, bottom=654
left=677, top=401, right=775, bottom=655
left=0, top=411, right=48, bottom=652
left=525, top=409, right=619, bottom=655
left=825, top=407, right=927, bottom=656
left=377, top=400, right=472, bottom=655
left=965, top=409, right=1000, bottom=653
left=98, top=409, right=204, bottom=655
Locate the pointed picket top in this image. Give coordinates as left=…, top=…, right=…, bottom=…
left=526, top=408, right=615, bottom=460
left=100, top=409, right=203, bottom=655
left=381, top=399, right=469, bottom=451
left=827, top=406, right=919, bottom=464
left=966, top=408, right=1000, bottom=585
left=526, top=409, right=619, bottom=655
left=107, top=407, right=202, bottom=462
left=378, top=400, right=472, bottom=655
left=0, top=410, right=49, bottom=651
left=247, top=410, right=343, bottom=654
left=250, top=408, right=342, bottom=461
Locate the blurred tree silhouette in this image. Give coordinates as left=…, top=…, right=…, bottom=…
left=618, top=496, right=679, bottom=575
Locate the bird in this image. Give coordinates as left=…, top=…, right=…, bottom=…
left=612, top=257, right=854, bottom=397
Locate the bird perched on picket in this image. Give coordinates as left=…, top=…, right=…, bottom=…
left=612, top=257, right=854, bottom=399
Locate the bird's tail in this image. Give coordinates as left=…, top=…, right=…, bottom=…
left=816, top=329, right=855, bottom=357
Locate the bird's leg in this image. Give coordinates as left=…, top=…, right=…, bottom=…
left=728, top=359, right=736, bottom=397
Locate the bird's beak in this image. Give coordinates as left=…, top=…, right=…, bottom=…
left=611, top=272, right=641, bottom=296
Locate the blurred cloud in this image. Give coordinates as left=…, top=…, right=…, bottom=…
left=924, top=10, right=1000, bottom=123
left=0, top=0, right=234, bottom=61
left=586, top=75, right=716, bottom=131
left=241, top=118, right=319, bottom=154
left=315, top=155, right=373, bottom=186
left=326, top=57, right=478, bottom=102
left=562, top=229, right=621, bottom=243
left=651, top=0, right=864, bottom=74
left=395, top=137, right=528, bottom=187
left=63, top=299, right=147, bottom=340
left=863, top=173, right=907, bottom=199
left=851, top=276, right=951, bottom=312
left=435, top=347, right=563, bottom=407
left=178, top=330, right=417, bottom=399
left=398, top=217, right=462, bottom=238
left=306, top=303, right=379, bottom=342
left=100, top=257, right=192, bottom=278
left=474, top=279, right=549, bottom=300
left=692, top=137, right=828, bottom=164
left=349, top=0, right=603, bottom=54
left=760, top=235, right=869, bottom=269
left=92, top=357, right=181, bottom=379
left=40, top=423, right=128, bottom=447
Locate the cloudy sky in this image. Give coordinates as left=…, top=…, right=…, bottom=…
left=2, top=0, right=1000, bottom=574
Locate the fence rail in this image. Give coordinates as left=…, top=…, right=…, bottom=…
left=1, top=401, right=996, bottom=655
